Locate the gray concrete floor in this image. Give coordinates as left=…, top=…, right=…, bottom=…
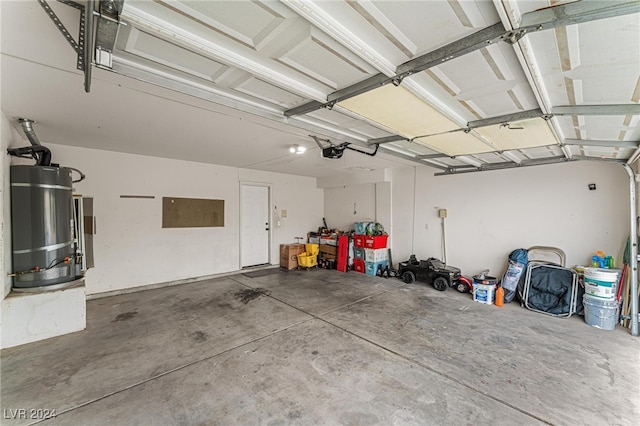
left=1, top=268, right=639, bottom=425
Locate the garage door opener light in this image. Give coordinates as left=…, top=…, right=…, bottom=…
left=289, top=145, right=306, bottom=155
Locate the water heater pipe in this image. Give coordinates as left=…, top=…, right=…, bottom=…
left=19, top=118, right=42, bottom=146
left=14, top=119, right=51, bottom=166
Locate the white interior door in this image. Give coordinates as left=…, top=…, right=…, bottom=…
left=240, top=184, right=270, bottom=267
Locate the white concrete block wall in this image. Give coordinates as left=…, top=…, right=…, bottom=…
left=1, top=285, right=86, bottom=349
left=391, top=162, right=630, bottom=278
left=43, top=143, right=324, bottom=295
left=323, top=183, right=376, bottom=231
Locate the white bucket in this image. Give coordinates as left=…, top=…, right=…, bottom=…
left=583, top=295, right=619, bottom=330
left=473, top=283, right=495, bottom=305
left=583, top=268, right=619, bottom=300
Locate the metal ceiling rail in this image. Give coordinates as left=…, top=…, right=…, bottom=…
left=284, top=1, right=640, bottom=118
left=436, top=154, right=629, bottom=177
left=84, top=0, right=95, bottom=92
left=367, top=135, right=408, bottom=145
left=377, top=146, right=448, bottom=170
left=571, top=156, right=627, bottom=163
left=552, top=104, right=640, bottom=116
left=415, top=153, right=451, bottom=160
left=467, top=109, right=545, bottom=129
left=366, top=104, right=639, bottom=147
left=520, top=0, right=640, bottom=30
left=434, top=156, right=570, bottom=176
left=564, top=139, right=639, bottom=149
left=365, top=109, right=545, bottom=146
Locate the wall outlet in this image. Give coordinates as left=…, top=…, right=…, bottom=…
left=281, top=209, right=287, bottom=218
left=438, top=209, right=447, bottom=218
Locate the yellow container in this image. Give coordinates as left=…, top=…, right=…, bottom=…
left=297, top=253, right=317, bottom=268
left=305, top=244, right=319, bottom=256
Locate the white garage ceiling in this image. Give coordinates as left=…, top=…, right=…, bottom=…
left=1, top=0, right=639, bottom=178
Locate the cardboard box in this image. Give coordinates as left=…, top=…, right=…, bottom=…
left=280, top=244, right=305, bottom=270
left=319, top=245, right=337, bottom=256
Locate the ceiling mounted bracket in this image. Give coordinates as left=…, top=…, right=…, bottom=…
left=38, top=0, right=95, bottom=92
left=38, top=0, right=85, bottom=71
left=94, top=0, right=124, bottom=70
left=501, top=28, right=533, bottom=45
left=391, top=76, right=405, bottom=87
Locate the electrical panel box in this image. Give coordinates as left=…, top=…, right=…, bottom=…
left=438, top=209, right=448, bottom=219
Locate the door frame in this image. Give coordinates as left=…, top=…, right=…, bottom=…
left=239, top=181, right=272, bottom=269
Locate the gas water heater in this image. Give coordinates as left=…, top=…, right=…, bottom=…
left=7, top=119, right=92, bottom=291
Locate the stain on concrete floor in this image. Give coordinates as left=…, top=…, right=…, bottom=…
left=1, top=270, right=638, bottom=426
left=234, top=287, right=272, bottom=304
left=112, top=311, right=138, bottom=322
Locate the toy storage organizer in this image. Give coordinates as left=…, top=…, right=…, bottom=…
left=353, top=234, right=388, bottom=275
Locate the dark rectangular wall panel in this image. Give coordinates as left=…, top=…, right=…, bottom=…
left=162, top=197, right=224, bottom=228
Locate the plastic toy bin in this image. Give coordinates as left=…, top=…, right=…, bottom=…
left=364, top=235, right=388, bottom=249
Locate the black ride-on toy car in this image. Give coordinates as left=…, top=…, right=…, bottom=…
left=397, top=255, right=472, bottom=292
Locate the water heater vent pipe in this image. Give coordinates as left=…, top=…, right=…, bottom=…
left=19, top=118, right=42, bottom=146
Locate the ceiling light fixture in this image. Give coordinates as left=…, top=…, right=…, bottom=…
left=289, top=145, right=306, bottom=155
